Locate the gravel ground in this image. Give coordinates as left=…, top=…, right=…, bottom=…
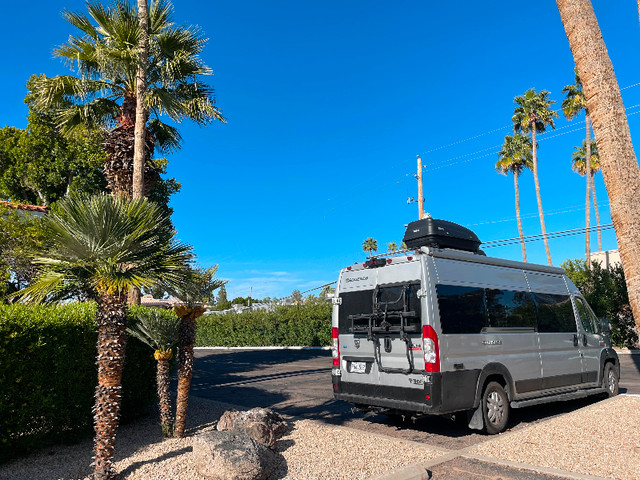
left=0, top=396, right=447, bottom=480
left=471, top=395, right=640, bottom=480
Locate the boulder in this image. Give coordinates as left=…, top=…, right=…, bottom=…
left=192, top=430, right=280, bottom=480
left=216, top=407, right=290, bottom=449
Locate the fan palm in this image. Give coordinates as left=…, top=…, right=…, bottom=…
left=127, top=310, right=180, bottom=437
left=15, top=194, right=192, bottom=480
left=512, top=88, right=558, bottom=265
left=31, top=0, right=225, bottom=197
left=169, top=266, right=225, bottom=438
left=387, top=242, right=398, bottom=253
left=362, top=237, right=378, bottom=257
left=496, top=133, right=533, bottom=262
left=572, top=140, right=603, bottom=251
left=563, top=71, right=593, bottom=265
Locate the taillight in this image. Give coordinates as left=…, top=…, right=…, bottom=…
left=332, top=327, right=340, bottom=367
left=422, top=325, right=440, bottom=372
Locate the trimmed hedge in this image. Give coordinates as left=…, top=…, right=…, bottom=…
left=196, top=303, right=332, bottom=347
left=0, top=303, right=166, bottom=462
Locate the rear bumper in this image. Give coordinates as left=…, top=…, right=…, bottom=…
left=332, top=369, right=480, bottom=414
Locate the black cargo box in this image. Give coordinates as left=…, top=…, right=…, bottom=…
left=403, top=218, right=481, bottom=252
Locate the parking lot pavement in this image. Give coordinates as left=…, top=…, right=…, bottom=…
left=192, top=348, right=640, bottom=452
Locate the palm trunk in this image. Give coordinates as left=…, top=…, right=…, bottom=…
left=585, top=114, right=592, bottom=267
left=514, top=170, right=527, bottom=262
left=93, top=290, right=128, bottom=480
left=133, top=0, right=149, bottom=199
left=592, top=174, right=603, bottom=251
left=156, top=356, right=173, bottom=437
left=558, top=0, right=640, bottom=335
left=531, top=123, right=553, bottom=265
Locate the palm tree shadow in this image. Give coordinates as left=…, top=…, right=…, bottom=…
left=118, top=446, right=192, bottom=478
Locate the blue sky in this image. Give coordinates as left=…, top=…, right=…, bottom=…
left=2, top=1, right=640, bottom=300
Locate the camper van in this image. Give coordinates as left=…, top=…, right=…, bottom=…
left=331, top=218, right=619, bottom=434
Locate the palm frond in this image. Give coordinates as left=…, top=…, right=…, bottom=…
left=127, top=309, right=181, bottom=351
left=148, top=119, right=182, bottom=152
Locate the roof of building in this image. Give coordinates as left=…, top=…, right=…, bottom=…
left=0, top=201, right=48, bottom=213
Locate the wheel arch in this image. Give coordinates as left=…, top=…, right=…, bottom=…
left=472, top=363, right=514, bottom=409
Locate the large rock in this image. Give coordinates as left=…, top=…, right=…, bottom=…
left=192, top=430, right=280, bottom=480
left=216, top=407, right=291, bottom=449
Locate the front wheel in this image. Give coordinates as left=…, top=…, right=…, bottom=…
left=603, top=362, right=619, bottom=397
left=482, top=382, right=509, bottom=434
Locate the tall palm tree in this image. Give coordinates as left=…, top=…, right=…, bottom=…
left=15, top=194, right=192, bottom=480
left=512, top=88, right=559, bottom=266
left=127, top=310, right=180, bottom=437
left=557, top=0, right=640, bottom=335
left=496, top=133, right=533, bottom=262
left=572, top=140, right=603, bottom=251
left=133, top=0, right=150, bottom=200
left=32, top=0, right=225, bottom=198
left=387, top=242, right=398, bottom=253
left=563, top=71, right=593, bottom=266
left=169, top=266, right=224, bottom=438
left=362, top=237, right=378, bottom=257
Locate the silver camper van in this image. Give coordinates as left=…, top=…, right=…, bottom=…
left=331, top=219, right=619, bottom=434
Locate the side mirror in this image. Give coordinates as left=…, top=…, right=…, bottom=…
left=600, top=318, right=612, bottom=335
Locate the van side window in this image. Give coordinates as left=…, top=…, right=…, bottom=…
left=436, top=285, right=487, bottom=334
left=534, top=293, right=576, bottom=333
left=575, top=297, right=599, bottom=334
left=485, top=289, right=536, bottom=329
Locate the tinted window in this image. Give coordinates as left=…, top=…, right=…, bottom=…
left=338, top=290, right=373, bottom=333
left=575, top=297, right=599, bottom=334
left=485, top=289, right=536, bottom=329
left=436, top=285, right=487, bottom=334
left=534, top=293, right=576, bottom=333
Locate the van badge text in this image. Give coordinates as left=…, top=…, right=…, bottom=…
left=482, top=339, right=502, bottom=345
left=346, top=276, right=369, bottom=283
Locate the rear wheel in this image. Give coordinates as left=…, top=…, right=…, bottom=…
left=482, top=381, right=509, bottom=434
left=603, top=362, right=619, bottom=397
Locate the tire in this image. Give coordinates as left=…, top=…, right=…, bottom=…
left=482, top=381, right=509, bottom=434
left=603, top=362, right=619, bottom=397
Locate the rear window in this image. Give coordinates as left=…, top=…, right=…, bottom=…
left=338, top=283, right=421, bottom=334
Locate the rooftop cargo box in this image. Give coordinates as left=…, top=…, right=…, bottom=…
left=403, top=218, right=481, bottom=253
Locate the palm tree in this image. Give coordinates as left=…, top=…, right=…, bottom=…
left=557, top=0, right=640, bottom=335
left=387, top=242, right=398, bottom=253
left=400, top=241, right=408, bottom=250
left=133, top=0, right=150, bottom=199
left=362, top=237, right=378, bottom=257
left=563, top=70, right=593, bottom=266
left=169, top=266, right=224, bottom=438
left=15, top=194, right=191, bottom=480
left=127, top=310, right=180, bottom=437
left=32, top=0, right=225, bottom=198
left=572, top=140, right=603, bottom=251
left=512, top=88, right=559, bottom=266
left=496, top=133, right=533, bottom=262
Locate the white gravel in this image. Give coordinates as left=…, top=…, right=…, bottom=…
left=0, top=396, right=447, bottom=480
left=471, top=395, right=640, bottom=480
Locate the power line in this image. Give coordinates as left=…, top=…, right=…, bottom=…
left=483, top=223, right=614, bottom=248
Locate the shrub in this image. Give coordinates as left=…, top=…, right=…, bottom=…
left=196, top=303, right=332, bottom=347
left=0, top=303, right=159, bottom=462
left=563, top=259, right=638, bottom=348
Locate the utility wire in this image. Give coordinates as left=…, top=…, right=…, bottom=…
left=483, top=223, right=614, bottom=248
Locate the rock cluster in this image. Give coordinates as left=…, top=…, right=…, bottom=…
left=192, top=408, right=291, bottom=480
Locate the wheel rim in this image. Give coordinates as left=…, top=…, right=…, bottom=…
left=608, top=369, right=616, bottom=393
left=486, top=391, right=504, bottom=425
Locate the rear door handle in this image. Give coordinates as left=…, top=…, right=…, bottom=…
left=582, top=334, right=588, bottom=346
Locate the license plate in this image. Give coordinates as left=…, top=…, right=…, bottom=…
left=350, top=361, right=366, bottom=373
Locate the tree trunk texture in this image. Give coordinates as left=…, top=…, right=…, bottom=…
left=531, top=123, right=553, bottom=265
left=93, top=289, right=128, bottom=480
left=133, top=0, right=149, bottom=200
left=156, top=357, right=173, bottom=437
left=557, top=0, right=640, bottom=334
left=592, top=175, right=603, bottom=251
left=174, top=306, right=205, bottom=438
left=585, top=114, right=592, bottom=267
left=514, top=171, right=527, bottom=262
left=104, top=94, right=156, bottom=198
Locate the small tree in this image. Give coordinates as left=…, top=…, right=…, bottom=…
left=362, top=237, right=378, bottom=256
left=127, top=310, right=180, bottom=437
left=170, top=266, right=224, bottom=438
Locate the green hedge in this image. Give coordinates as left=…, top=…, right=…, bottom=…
left=196, top=303, right=332, bottom=347
left=0, top=303, right=164, bottom=462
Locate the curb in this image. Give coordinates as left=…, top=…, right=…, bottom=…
left=613, top=348, right=640, bottom=355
